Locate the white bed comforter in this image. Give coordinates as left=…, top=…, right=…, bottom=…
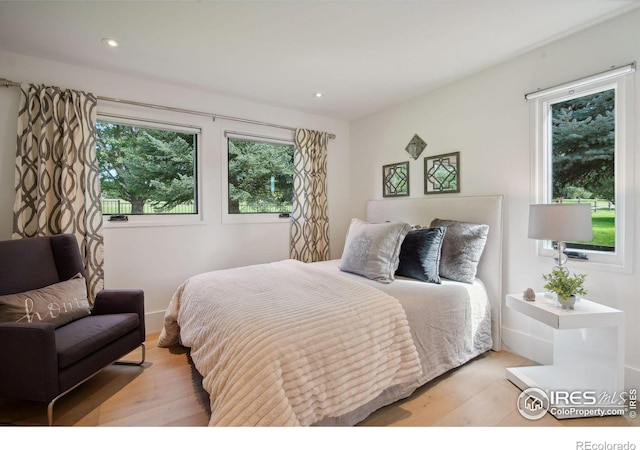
left=158, top=259, right=423, bottom=426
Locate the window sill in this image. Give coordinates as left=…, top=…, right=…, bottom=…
left=537, top=248, right=631, bottom=274
left=103, top=215, right=204, bottom=229
left=221, top=213, right=292, bottom=225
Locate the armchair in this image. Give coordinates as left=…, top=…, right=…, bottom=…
left=0, top=234, right=145, bottom=425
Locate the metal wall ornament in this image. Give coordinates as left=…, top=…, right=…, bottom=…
left=382, top=161, right=410, bottom=197
left=424, top=151, right=460, bottom=194
left=405, top=134, right=427, bottom=160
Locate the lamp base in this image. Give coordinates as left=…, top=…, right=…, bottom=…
left=553, top=241, right=569, bottom=271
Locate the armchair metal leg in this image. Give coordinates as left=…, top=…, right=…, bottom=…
left=47, top=399, right=57, bottom=427
left=114, top=343, right=146, bottom=366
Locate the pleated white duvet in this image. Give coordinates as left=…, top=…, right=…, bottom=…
left=158, top=259, right=423, bottom=426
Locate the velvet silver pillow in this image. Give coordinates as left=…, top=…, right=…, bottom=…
left=339, top=218, right=411, bottom=283
left=430, top=218, right=489, bottom=283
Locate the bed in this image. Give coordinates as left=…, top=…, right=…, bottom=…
left=158, top=195, right=503, bottom=426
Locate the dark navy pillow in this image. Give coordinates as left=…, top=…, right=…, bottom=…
left=395, top=227, right=447, bottom=283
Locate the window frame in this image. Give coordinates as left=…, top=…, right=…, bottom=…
left=221, top=124, right=295, bottom=225
left=530, top=72, right=634, bottom=272
left=97, top=103, right=204, bottom=228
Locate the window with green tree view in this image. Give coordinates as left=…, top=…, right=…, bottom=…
left=96, top=119, right=198, bottom=215
left=227, top=136, right=294, bottom=215
left=549, top=88, right=615, bottom=252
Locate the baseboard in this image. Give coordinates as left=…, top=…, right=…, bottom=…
left=625, top=364, right=640, bottom=392
left=501, top=326, right=553, bottom=365
left=145, top=310, right=166, bottom=334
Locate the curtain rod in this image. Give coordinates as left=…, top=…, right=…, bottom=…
left=0, top=78, right=336, bottom=139
left=524, top=62, right=636, bottom=100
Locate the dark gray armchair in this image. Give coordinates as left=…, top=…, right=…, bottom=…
left=0, top=234, right=145, bottom=425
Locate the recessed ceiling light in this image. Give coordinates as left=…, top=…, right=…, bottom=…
left=314, top=92, right=323, bottom=98
left=102, top=38, right=119, bottom=47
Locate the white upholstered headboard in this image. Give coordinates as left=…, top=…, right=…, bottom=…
left=366, top=195, right=504, bottom=351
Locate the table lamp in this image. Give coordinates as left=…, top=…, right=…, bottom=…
left=528, top=203, right=593, bottom=268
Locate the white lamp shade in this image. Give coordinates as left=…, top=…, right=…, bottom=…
left=528, top=204, right=593, bottom=242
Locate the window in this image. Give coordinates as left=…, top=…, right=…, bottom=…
left=530, top=64, right=634, bottom=270
left=550, top=88, right=615, bottom=252
left=96, top=116, right=199, bottom=218
left=223, top=131, right=295, bottom=223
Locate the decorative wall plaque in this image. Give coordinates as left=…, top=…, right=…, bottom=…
left=405, top=134, right=427, bottom=160
left=424, top=151, right=460, bottom=194
left=382, top=161, right=409, bottom=197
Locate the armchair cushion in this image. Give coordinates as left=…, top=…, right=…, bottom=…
left=55, top=313, right=140, bottom=369
left=0, top=275, right=90, bottom=328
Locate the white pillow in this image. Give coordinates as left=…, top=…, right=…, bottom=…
left=339, top=218, right=411, bottom=283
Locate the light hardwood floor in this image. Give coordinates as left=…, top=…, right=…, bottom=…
left=0, top=331, right=636, bottom=427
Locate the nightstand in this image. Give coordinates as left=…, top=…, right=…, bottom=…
left=505, top=292, right=625, bottom=419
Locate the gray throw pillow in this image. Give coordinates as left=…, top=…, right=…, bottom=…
left=339, top=218, right=411, bottom=283
left=430, top=218, right=489, bottom=283
left=0, top=274, right=90, bottom=328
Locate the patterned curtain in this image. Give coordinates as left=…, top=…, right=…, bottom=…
left=289, top=128, right=330, bottom=262
left=13, top=84, right=104, bottom=303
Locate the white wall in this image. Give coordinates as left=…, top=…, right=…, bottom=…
left=349, top=10, right=640, bottom=389
left=0, top=50, right=351, bottom=332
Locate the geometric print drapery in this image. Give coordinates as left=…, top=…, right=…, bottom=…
left=13, top=83, right=104, bottom=303
left=289, top=128, right=330, bottom=263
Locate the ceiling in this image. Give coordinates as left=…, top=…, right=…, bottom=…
left=0, top=1, right=637, bottom=121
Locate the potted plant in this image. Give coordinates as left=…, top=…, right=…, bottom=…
left=542, top=267, right=587, bottom=310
